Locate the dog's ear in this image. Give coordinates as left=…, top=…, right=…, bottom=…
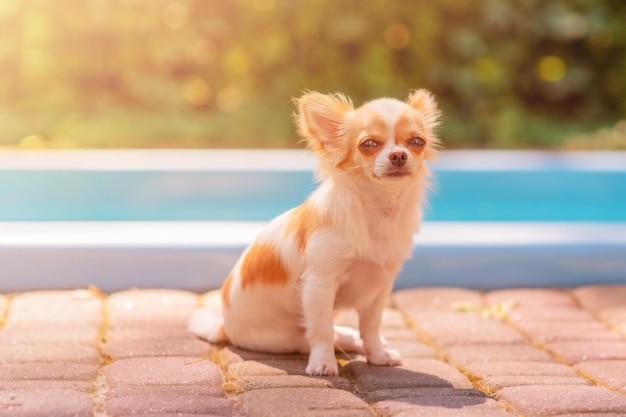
left=407, top=89, right=438, bottom=114
left=407, top=89, right=441, bottom=161
left=294, top=92, right=353, bottom=156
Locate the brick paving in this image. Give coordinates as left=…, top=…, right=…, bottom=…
left=0, top=286, right=625, bottom=416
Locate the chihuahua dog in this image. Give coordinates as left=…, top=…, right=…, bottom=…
left=189, top=90, right=440, bottom=376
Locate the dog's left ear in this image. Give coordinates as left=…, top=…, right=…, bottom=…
left=407, top=89, right=440, bottom=127
left=295, top=92, right=353, bottom=162
left=407, top=89, right=441, bottom=161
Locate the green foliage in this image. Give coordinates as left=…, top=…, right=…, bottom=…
left=0, top=0, right=624, bottom=149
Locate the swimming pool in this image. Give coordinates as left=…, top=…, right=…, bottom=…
left=1, top=150, right=625, bottom=291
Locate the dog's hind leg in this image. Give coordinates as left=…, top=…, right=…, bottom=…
left=333, top=325, right=365, bottom=354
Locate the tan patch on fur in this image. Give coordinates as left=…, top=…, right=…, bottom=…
left=285, top=202, right=328, bottom=252
left=394, top=112, right=425, bottom=156
left=240, top=243, right=288, bottom=289
left=221, top=274, right=233, bottom=309
left=339, top=109, right=387, bottom=168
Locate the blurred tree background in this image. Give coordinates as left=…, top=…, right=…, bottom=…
left=0, top=0, right=624, bottom=149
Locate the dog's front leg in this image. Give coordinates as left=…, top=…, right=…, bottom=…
left=358, top=279, right=402, bottom=367
left=301, top=274, right=339, bottom=376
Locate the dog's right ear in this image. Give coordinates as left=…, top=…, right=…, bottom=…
left=294, top=92, right=353, bottom=158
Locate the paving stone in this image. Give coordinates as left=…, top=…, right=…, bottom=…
left=107, top=357, right=223, bottom=388
left=545, top=341, right=626, bottom=364
left=444, top=343, right=554, bottom=366
left=497, top=384, right=626, bottom=416
left=487, top=288, right=577, bottom=308
left=231, top=375, right=352, bottom=392
left=235, top=387, right=374, bottom=417
left=374, top=396, right=511, bottom=417
left=394, top=288, right=484, bottom=313
left=462, top=361, right=579, bottom=379
left=515, top=321, right=621, bottom=343
left=550, top=414, right=626, bottom=417
left=506, top=306, right=595, bottom=323
left=0, top=380, right=93, bottom=391
left=381, top=328, right=422, bottom=342
left=7, top=291, right=103, bottom=326
left=335, top=309, right=408, bottom=330
left=0, top=389, right=93, bottom=417
left=105, top=392, right=233, bottom=416
left=365, top=387, right=486, bottom=402
left=3, top=286, right=626, bottom=416
left=477, top=375, right=591, bottom=392
left=411, top=314, right=527, bottom=347
left=106, top=324, right=198, bottom=341
left=388, top=340, right=437, bottom=359
left=0, top=345, right=101, bottom=364
left=0, top=363, right=98, bottom=381
left=345, top=359, right=472, bottom=392
left=599, top=308, right=626, bottom=327
left=103, top=336, right=211, bottom=359
left=106, top=384, right=226, bottom=399
left=380, top=309, right=410, bottom=329
left=575, top=359, right=626, bottom=393
left=219, top=346, right=308, bottom=367
left=107, top=289, right=198, bottom=325
left=0, top=323, right=100, bottom=346
left=116, top=415, right=228, bottom=417
left=573, top=285, right=626, bottom=314
left=228, top=357, right=309, bottom=377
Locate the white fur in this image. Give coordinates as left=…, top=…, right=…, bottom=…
left=189, top=90, right=439, bottom=376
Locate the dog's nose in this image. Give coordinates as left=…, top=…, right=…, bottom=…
left=388, top=150, right=408, bottom=166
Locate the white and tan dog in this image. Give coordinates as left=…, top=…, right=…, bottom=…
left=189, top=90, right=440, bottom=376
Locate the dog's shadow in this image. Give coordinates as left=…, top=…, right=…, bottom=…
left=224, top=347, right=489, bottom=410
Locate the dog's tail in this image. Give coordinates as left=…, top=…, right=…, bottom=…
left=188, top=308, right=230, bottom=344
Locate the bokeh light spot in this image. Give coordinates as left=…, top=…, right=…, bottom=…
left=222, top=46, right=252, bottom=76
left=250, top=0, right=277, bottom=11
left=163, top=2, right=189, bottom=30
left=384, top=23, right=410, bottom=50
left=190, top=39, right=218, bottom=66
left=0, top=0, right=18, bottom=19
left=536, top=56, right=566, bottom=82
left=182, top=77, right=211, bottom=107
left=217, top=87, right=243, bottom=113
left=19, top=134, right=46, bottom=149
left=471, top=57, right=501, bottom=83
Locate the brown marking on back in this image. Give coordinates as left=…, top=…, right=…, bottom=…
left=221, top=274, right=233, bottom=309
left=285, top=202, right=328, bottom=252
left=240, top=243, right=289, bottom=289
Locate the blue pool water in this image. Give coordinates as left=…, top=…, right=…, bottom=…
left=1, top=168, right=625, bottom=222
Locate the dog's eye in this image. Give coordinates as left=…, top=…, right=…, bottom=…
left=408, top=136, right=426, bottom=147
left=359, top=139, right=379, bottom=150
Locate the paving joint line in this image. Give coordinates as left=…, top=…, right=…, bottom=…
left=393, top=297, right=504, bottom=400
left=495, top=289, right=626, bottom=399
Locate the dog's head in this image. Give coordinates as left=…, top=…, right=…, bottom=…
left=295, top=90, right=441, bottom=184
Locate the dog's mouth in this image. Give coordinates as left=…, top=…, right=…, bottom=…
left=374, top=167, right=412, bottom=179
left=384, top=171, right=409, bottom=178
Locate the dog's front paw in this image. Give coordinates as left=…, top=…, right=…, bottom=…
left=306, top=360, right=339, bottom=376
left=366, top=348, right=402, bottom=367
